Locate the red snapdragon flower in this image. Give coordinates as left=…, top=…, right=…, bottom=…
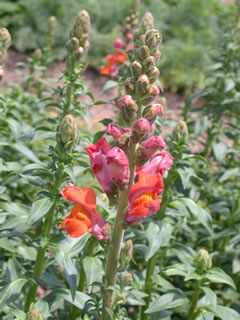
left=60, top=184, right=106, bottom=239
left=125, top=171, right=164, bottom=225
left=100, top=50, right=128, bottom=77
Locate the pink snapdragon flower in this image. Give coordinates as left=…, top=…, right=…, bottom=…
left=137, top=151, right=174, bottom=176
left=106, top=147, right=129, bottom=184
left=85, top=138, right=113, bottom=192
left=142, top=136, right=166, bottom=158
left=113, top=38, right=124, bottom=49
left=133, top=118, right=151, bottom=134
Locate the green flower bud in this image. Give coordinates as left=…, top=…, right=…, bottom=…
left=32, top=48, right=42, bottom=59
left=84, top=40, right=90, bottom=52
left=147, top=66, right=160, bottom=83
left=74, top=47, right=84, bottom=59
left=137, top=45, right=150, bottom=60
left=174, top=120, right=188, bottom=144
left=145, top=29, right=162, bottom=49
left=132, top=61, right=142, bottom=77
left=0, top=28, right=11, bottom=50
left=195, top=249, right=212, bottom=273
left=124, top=78, right=135, bottom=94
left=48, top=16, right=57, bottom=37
left=136, top=75, right=150, bottom=94
left=27, top=309, right=43, bottom=320
left=143, top=56, right=155, bottom=70
left=59, top=115, right=79, bottom=151
left=122, top=272, right=133, bottom=286
left=119, top=240, right=133, bottom=271
left=66, top=37, right=79, bottom=51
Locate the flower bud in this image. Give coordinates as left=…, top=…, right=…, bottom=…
left=140, top=85, right=160, bottom=105
left=154, top=50, right=161, bottom=63
left=66, top=37, right=79, bottom=51
left=143, top=56, right=155, bottom=70
left=106, top=123, right=131, bottom=148
left=140, top=12, right=154, bottom=34
left=48, top=16, right=57, bottom=37
left=132, top=61, right=142, bottom=77
left=32, top=48, right=42, bottom=61
left=147, top=66, right=160, bottom=83
left=119, top=240, right=133, bottom=271
left=132, top=118, right=151, bottom=143
left=74, top=47, right=85, bottom=59
left=102, top=223, right=112, bottom=240
left=142, top=104, right=164, bottom=124
left=145, top=29, right=162, bottom=49
left=84, top=40, right=90, bottom=52
left=122, top=272, right=133, bottom=286
left=136, top=75, right=150, bottom=95
left=27, top=309, right=43, bottom=320
left=126, top=33, right=133, bottom=41
left=0, top=28, right=11, bottom=50
left=124, top=78, right=135, bottom=94
left=113, top=38, right=124, bottom=49
left=136, top=136, right=166, bottom=166
left=195, top=249, right=212, bottom=273
left=125, top=23, right=132, bottom=30
left=59, top=115, right=79, bottom=151
left=137, top=45, right=150, bottom=60
left=174, top=120, right=188, bottom=144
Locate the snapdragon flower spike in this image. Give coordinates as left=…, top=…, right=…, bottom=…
left=125, top=171, right=164, bottom=225
left=106, top=147, right=129, bottom=185
left=137, top=151, right=174, bottom=176
left=85, top=137, right=113, bottom=192
left=60, top=184, right=106, bottom=239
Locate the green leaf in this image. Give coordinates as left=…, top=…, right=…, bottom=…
left=201, top=286, right=217, bottom=309
left=169, top=198, right=213, bottom=235
left=30, top=300, right=52, bottom=319
left=212, top=142, right=227, bottom=162
left=28, top=198, right=53, bottom=225
left=52, top=247, right=77, bottom=300
left=204, top=305, right=240, bottom=320
left=145, top=291, right=189, bottom=313
left=12, top=143, right=42, bottom=164
left=44, top=288, right=90, bottom=310
left=0, top=215, right=28, bottom=232
left=8, top=309, right=26, bottom=320
left=224, top=78, right=235, bottom=92
left=0, top=279, right=28, bottom=310
left=127, top=290, right=148, bottom=306
left=194, top=116, right=209, bottom=137
left=58, top=233, right=90, bottom=257
left=145, top=221, right=173, bottom=261
left=101, top=80, right=118, bottom=93
left=204, top=268, right=236, bottom=290
left=83, top=256, right=103, bottom=287
left=219, top=168, right=239, bottom=182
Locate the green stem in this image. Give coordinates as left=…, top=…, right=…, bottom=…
left=141, top=254, right=158, bottom=320
left=141, top=183, right=170, bottom=320
left=102, top=141, right=136, bottom=320
left=188, top=285, right=201, bottom=320
left=24, top=166, right=64, bottom=312
left=63, top=56, right=74, bottom=116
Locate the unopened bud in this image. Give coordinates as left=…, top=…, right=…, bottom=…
left=140, top=12, right=154, bottom=34
left=195, top=249, right=212, bottom=273
left=126, top=33, right=133, bottom=41
left=27, top=309, right=43, bottom=320
left=137, top=45, right=150, bottom=60
left=32, top=48, right=42, bottom=60
left=132, top=118, right=151, bottom=143
left=74, top=47, right=85, bottom=59
left=143, top=56, right=155, bottom=70
left=122, top=272, right=133, bottom=286
left=66, top=37, right=79, bottom=51
left=113, top=38, right=124, bottom=49
left=48, top=16, right=57, bottom=36
left=123, top=95, right=138, bottom=112
left=142, top=104, right=164, bottom=124
left=145, top=29, right=162, bottom=49
left=0, top=28, right=11, bottom=50
left=147, top=66, right=160, bottom=83
left=102, top=223, right=111, bottom=241
left=124, top=78, right=135, bottom=94
left=136, top=135, right=166, bottom=166
left=132, top=61, right=142, bottom=77
left=59, top=115, right=79, bottom=151
left=119, top=240, right=133, bottom=272
left=136, top=75, right=150, bottom=94
left=154, top=50, right=161, bottom=63
left=174, top=121, right=188, bottom=144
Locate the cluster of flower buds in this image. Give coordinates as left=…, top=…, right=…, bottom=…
left=174, top=120, right=188, bottom=145
left=0, top=28, right=11, bottom=80
left=118, top=0, right=140, bottom=51
left=119, top=240, right=133, bottom=271
left=66, top=10, right=91, bottom=62
left=57, top=115, right=79, bottom=157
left=194, top=249, right=212, bottom=274
left=27, top=309, right=43, bottom=320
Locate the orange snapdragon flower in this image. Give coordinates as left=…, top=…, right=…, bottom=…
left=59, top=184, right=106, bottom=239
left=100, top=50, right=128, bottom=76
left=125, top=171, right=164, bottom=225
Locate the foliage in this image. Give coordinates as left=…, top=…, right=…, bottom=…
left=0, top=2, right=240, bottom=320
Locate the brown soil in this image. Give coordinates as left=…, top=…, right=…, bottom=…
left=0, top=50, right=186, bottom=130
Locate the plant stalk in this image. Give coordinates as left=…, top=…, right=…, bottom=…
left=188, top=285, right=201, bottom=320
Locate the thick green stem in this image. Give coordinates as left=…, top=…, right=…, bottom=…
left=24, top=167, right=64, bottom=312
left=63, top=56, right=74, bottom=116
left=188, top=285, right=201, bottom=320
left=102, top=141, right=136, bottom=320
